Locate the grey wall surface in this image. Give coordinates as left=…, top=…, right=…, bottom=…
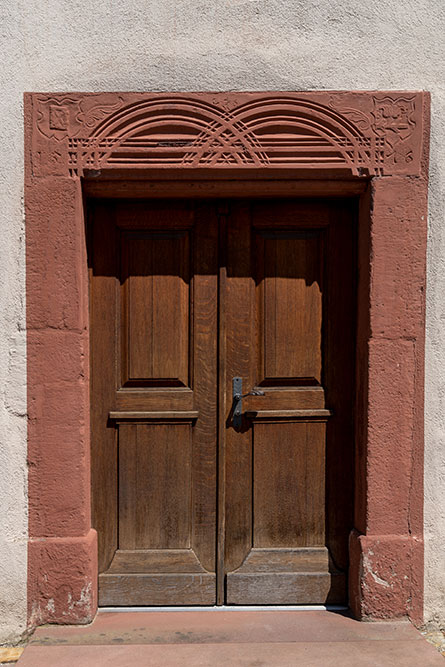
left=1, top=0, right=444, bottom=641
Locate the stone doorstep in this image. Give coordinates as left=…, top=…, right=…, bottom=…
left=15, top=640, right=445, bottom=667
left=14, top=611, right=445, bottom=666
left=24, top=610, right=433, bottom=645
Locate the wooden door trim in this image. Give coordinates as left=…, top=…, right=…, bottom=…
left=25, top=91, right=429, bottom=627
left=83, top=177, right=367, bottom=199
left=246, top=409, right=332, bottom=419
left=109, top=411, right=199, bottom=421
left=216, top=204, right=229, bottom=606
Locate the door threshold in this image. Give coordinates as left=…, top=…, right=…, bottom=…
left=99, top=605, right=348, bottom=613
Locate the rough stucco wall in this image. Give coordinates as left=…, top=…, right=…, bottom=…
left=0, top=6, right=28, bottom=643
left=425, top=106, right=445, bottom=625
left=1, top=0, right=444, bottom=640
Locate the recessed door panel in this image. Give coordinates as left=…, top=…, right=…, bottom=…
left=257, top=230, right=323, bottom=384
left=252, top=420, right=325, bottom=548
left=121, top=231, right=190, bottom=386
left=118, top=422, right=192, bottom=550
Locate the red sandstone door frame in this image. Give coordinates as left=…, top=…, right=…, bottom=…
left=25, top=92, right=429, bottom=627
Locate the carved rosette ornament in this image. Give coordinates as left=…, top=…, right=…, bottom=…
left=29, top=92, right=426, bottom=178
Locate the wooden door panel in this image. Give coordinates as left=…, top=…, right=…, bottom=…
left=257, top=230, right=323, bottom=383
left=91, top=200, right=218, bottom=606
left=224, top=199, right=355, bottom=605
left=98, top=573, right=216, bottom=606
left=121, top=231, right=190, bottom=386
left=226, top=570, right=340, bottom=605
left=118, top=422, right=192, bottom=550
left=252, top=420, right=325, bottom=548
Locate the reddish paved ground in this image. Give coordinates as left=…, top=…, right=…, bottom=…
left=17, top=610, right=444, bottom=666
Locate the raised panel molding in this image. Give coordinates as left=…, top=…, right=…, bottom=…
left=29, top=92, right=426, bottom=178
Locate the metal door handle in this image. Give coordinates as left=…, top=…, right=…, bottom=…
left=233, top=389, right=265, bottom=401
left=232, top=377, right=265, bottom=428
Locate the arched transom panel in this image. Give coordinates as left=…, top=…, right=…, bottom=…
left=31, top=91, right=425, bottom=177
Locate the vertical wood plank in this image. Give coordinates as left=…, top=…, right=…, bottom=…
left=192, top=202, right=219, bottom=573
left=117, top=424, right=138, bottom=549
left=89, top=202, right=118, bottom=573
left=324, top=201, right=356, bottom=571
left=224, top=200, right=255, bottom=575
left=217, top=202, right=228, bottom=605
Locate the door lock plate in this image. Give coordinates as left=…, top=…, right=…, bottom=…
left=232, top=377, right=243, bottom=429
left=232, top=377, right=265, bottom=429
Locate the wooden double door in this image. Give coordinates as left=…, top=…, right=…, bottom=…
left=90, top=197, right=356, bottom=606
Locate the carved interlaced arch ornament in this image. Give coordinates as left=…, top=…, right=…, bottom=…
left=30, top=92, right=425, bottom=179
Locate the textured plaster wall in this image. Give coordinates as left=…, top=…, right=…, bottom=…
left=1, top=0, right=444, bottom=640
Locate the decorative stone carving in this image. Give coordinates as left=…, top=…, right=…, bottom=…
left=76, top=97, right=124, bottom=130
left=36, top=97, right=83, bottom=141
left=372, top=96, right=417, bottom=166
left=30, top=92, right=426, bottom=178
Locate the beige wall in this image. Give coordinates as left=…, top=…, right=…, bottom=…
left=1, top=0, right=444, bottom=641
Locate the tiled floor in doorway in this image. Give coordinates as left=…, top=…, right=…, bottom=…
left=16, top=609, right=445, bottom=666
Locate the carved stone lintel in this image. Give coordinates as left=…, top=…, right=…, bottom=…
left=30, top=92, right=426, bottom=179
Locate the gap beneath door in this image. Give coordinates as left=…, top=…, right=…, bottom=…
left=100, top=605, right=348, bottom=612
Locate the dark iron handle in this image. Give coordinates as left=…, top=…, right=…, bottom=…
left=233, top=388, right=265, bottom=401
left=232, top=377, right=265, bottom=428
